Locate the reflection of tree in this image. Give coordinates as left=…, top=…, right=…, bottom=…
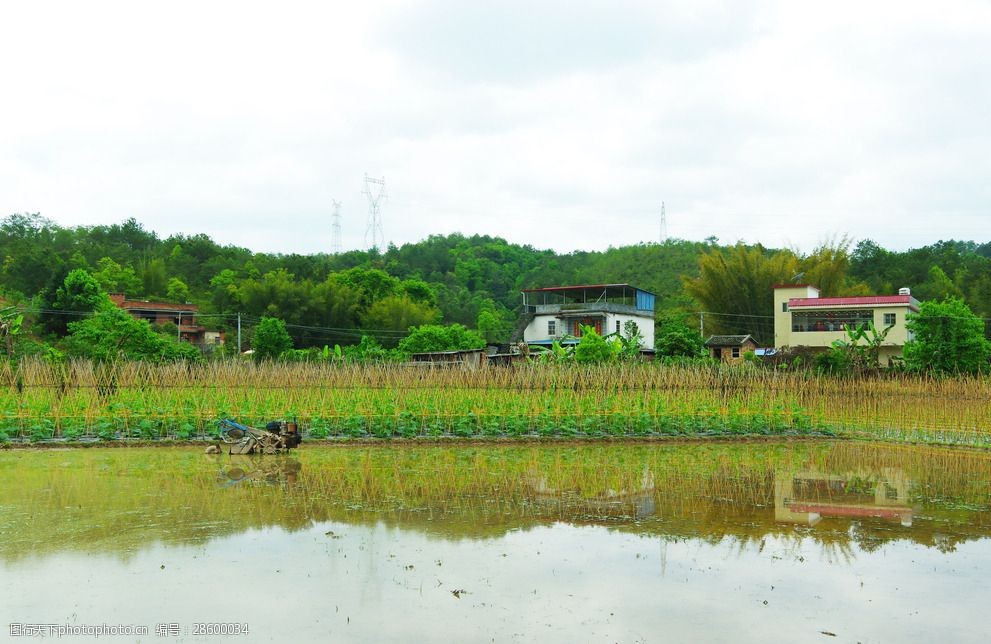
left=817, top=539, right=856, bottom=565
left=932, top=534, right=959, bottom=554
left=849, top=524, right=885, bottom=553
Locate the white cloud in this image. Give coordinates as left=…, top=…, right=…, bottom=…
left=1, top=0, right=989, bottom=254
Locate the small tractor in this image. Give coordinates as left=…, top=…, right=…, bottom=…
left=219, top=419, right=303, bottom=455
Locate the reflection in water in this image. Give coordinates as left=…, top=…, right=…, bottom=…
left=1, top=442, right=990, bottom=643
left=526, top=465, right=656, bottom=519
left=219, top=455, right=302, bottom=488
left=0, top=442, right=989, bottom=560
left=775, top=468, right=914, bottom=527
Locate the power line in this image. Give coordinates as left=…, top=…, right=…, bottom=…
left=12, top=306, right=991, bottom=346
left=697, top=311, right=774, bottom=320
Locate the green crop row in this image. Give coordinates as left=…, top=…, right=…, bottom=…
left=2, top=358, right=990, bottom=446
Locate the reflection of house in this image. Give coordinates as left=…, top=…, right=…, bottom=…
left=109, top=293, right=221, bottom=346
left=524, top=467, right=657, bottom=519
left=773, top=285, right=920, bottom=365
left=774, top=468, right=913, bottom=527
left=519, top=284, right=656, bottom=350
left=705, top=334, right=758, bottom=363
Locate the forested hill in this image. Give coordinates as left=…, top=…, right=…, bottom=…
left=2, top=213, right=990, bottom=346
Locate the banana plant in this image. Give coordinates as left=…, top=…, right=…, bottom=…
left=830, top=321, right=893, bottom=372
left=0, top=307, right=24, bottom=357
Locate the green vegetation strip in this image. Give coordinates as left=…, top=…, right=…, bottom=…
left=1, top=359, right=990, bottom=447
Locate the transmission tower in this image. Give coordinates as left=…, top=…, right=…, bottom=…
left=362, top=174, right=387, bottom=252
left=659, top=201, right=667, bottom=243
left=331, top=199, right=343, bottom=254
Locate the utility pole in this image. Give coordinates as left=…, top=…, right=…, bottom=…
left=237, top=313, right=241, bottom=354
left=362, top=174, right=387, bottom=252
left=331, top=199, right=343, bottom=254
left=700, top=311, right=704, bottom=337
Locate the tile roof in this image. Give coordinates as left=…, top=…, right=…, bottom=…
left=704, top=334, right=757, bottom=347
left=788, top=295, right=918, bottom=309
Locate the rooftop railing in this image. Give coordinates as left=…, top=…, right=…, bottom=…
left=534, top=302, right=641, bottom=315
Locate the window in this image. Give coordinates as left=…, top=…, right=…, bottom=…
left=883, top=313, right=896, bottom=326
left=732, top=347, right=740, bottom=358
left=574, top=318, right=602, bottom=336
left=792, top=309, right=874, bottom=332
left=547, top=320, right=556, bottom=336
left=782, top=302, right=788, bottom=313
left=616, top=320, right=621, bottom=335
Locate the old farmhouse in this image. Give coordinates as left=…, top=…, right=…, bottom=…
left=109, top=293, right=223, bottom=347
left=705, top=334, right=758, bottom=364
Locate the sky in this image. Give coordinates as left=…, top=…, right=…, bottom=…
left=2, top=0, right=989, bottom=255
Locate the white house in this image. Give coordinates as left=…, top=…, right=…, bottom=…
left=519, top=284, right=656, bottom=350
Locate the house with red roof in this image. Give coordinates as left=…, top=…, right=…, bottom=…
left=773, top=285, right=920, bottom=365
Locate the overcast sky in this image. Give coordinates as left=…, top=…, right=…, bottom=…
left=2, top=1, right=989, bottom=255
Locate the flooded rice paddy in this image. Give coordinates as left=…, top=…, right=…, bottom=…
left=1, top=441, right=990, bottom=643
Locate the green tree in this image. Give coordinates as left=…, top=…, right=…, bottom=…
left=252, top=317, right=294, bottom=361
left=64, top=308, right=201, bottom=362
left=476, top=300, right=512, bottom=344
left=683, top=244, right=797, bottom=343
left=399, top=278, right=436, bottom=305
left=310, top=278, right=363, bottom=335
left=903, top=298, right=990, bottom=374
left=916, top=265, right=964, bottom=302
left=342, top=335, right=392, bottom=362
left=398, top=323, right=485, bottom=354
left=92, top=256, right=142, bottom=295
left=0, top=213, right=66, bottom=298
left=797, top=237, right=871, bottom=297
left=574, top=326, right=617, bottom=364
left=363, top=295, right=440, bottom=346
left=141, top=258, right=168, bottom=297
left=166, top=277, right=190, bottom=303
left=616, top=319, right=645, bottom=360
left=237, top=269, right=310, bottom=320
left=43, top=269, right=113, bottom=336
left=331, top=267, right=400, bottom=307
left=655, top=316, right=706, bottom=358
left=210, top=269, right=240, bottom=312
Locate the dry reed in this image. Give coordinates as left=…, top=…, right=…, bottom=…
left=1, top=358, right=989, bottom=445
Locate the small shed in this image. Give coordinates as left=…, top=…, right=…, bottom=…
left=409, top=349, right=485, bottom=369
left=704, top=335, right=758, bottom=364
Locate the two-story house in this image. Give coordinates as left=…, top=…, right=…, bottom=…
left=519, top=284, right=656, bottom=350
left=773, top=285, right=920, bottom=365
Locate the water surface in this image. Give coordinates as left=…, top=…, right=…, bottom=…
left=1, top=442, right=989, bottom=642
